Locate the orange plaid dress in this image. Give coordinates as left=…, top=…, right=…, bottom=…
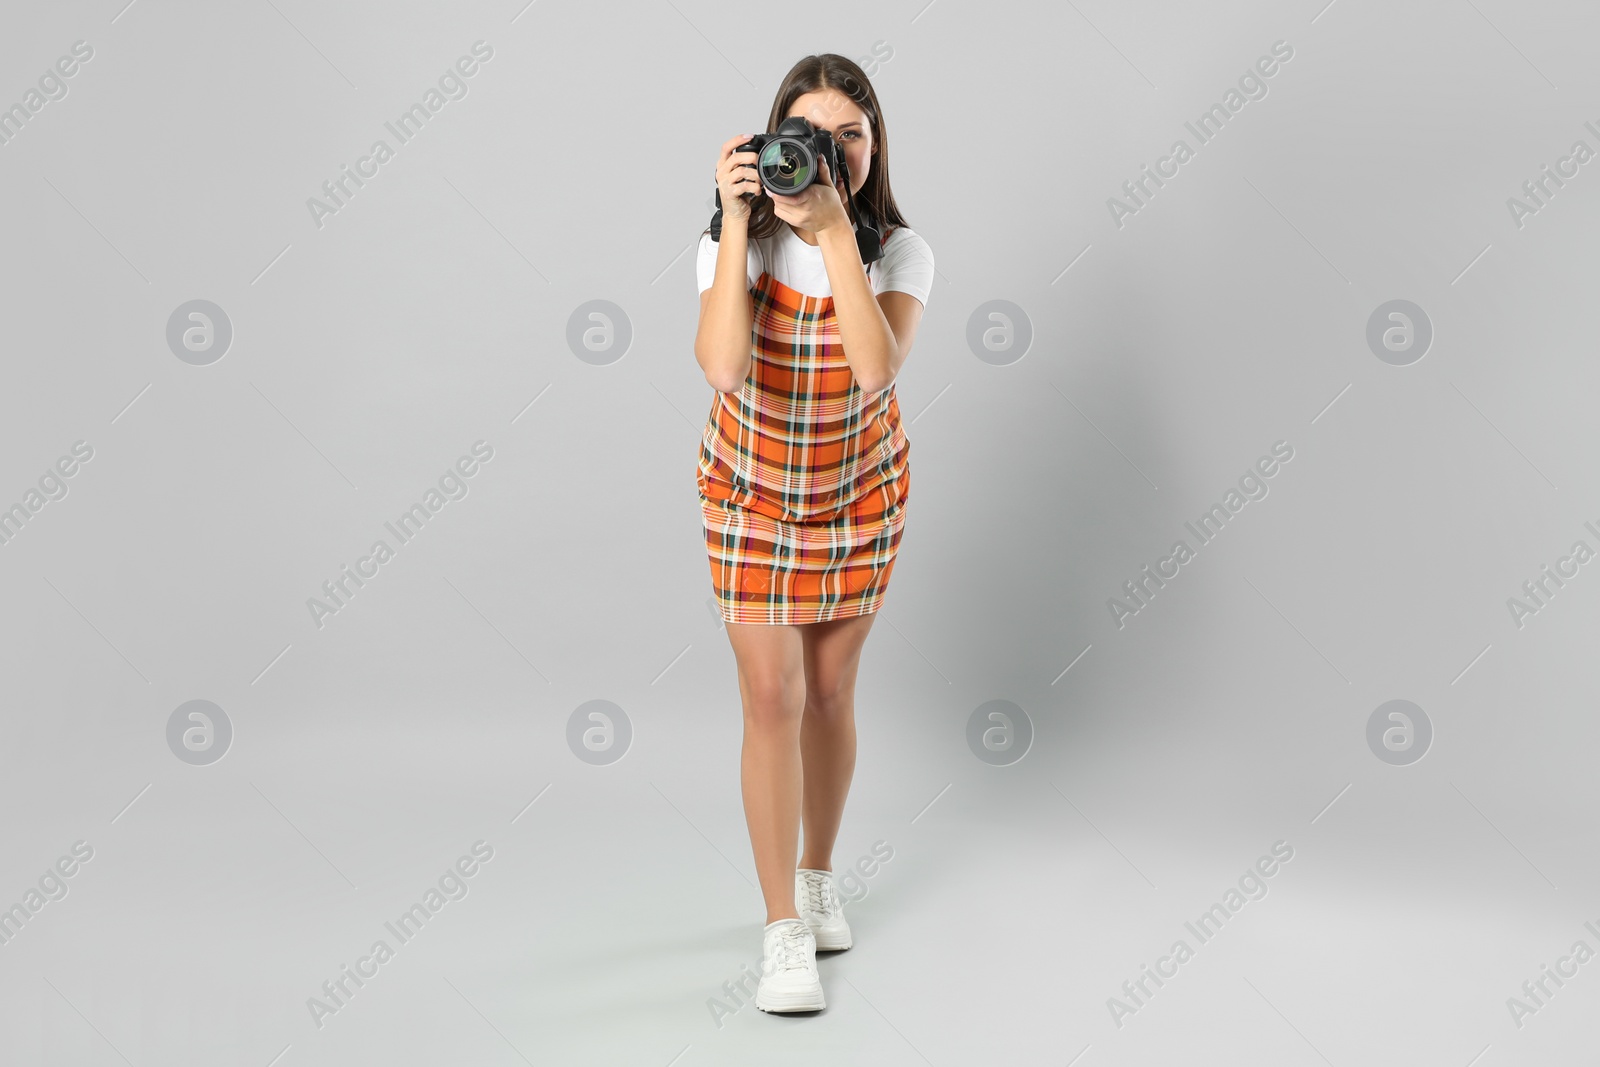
left=697, top=269, right=911, bottom=625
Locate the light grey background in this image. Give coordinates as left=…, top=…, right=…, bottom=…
left=2, top=0, right=1597, bottom=1063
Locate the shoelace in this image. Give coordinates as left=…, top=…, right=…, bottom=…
left=769, top=921, right=812, bottom=973
left=801, top=872, right=840, bottom=918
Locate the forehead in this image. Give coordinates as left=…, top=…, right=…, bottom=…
left=786, top=90, right=868, bottom=130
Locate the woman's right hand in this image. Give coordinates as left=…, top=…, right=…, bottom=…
left=715, top=133, right=762, bottom=222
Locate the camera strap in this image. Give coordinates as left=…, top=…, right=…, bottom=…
left=845, top=184, right=884, bottom=267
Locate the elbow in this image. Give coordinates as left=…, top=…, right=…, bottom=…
left=695, top=323, right=752, bottom=389
left=858, top=362, right=896, bottom=395
left=694, top=349, right=730, bottom=393
left=702, top=360, right=744, bottom=394
left=699, top=352, right=748, bottom=393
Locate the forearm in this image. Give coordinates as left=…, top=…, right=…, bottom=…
left=819, top=226, right=896, bottom=393
left=695, top=217, right=755, bottom=392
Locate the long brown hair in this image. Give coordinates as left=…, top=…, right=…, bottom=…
left=703, top=53, right=909, bottom=248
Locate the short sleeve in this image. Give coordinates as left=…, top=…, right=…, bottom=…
left=872, top=227, right=935, bottom=307
left=696, top=230, right=760, bottom=293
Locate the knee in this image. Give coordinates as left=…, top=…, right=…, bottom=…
left=803, top=682, right=853, bottom=723
left=740, top=670, right=806, bottom=732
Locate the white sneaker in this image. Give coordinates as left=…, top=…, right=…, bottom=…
left=795, top=868, right=852, bottom=951
left=754, top=918, right=825, bottom=1013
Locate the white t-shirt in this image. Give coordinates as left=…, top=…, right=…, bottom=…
left=696, top=222, right=935, bottom=306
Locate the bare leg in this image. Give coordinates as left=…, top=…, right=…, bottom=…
left=797, top=612, right=877, bottom=873
left=724, top=620, right=808, bottom=924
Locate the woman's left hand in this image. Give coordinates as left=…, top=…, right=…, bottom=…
left=768, top=155, right=851, bottom=235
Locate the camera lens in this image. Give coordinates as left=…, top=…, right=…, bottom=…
left=760, top=138, right=812, bottom=193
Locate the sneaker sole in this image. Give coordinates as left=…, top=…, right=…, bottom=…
left=804, top=920, right=852, bottom=951
left=755, top=985, right=826, bottom=1012
left=811, top=929, right=852, bottom=951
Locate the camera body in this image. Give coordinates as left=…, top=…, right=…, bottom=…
left=735, top=115, right=851, bottom=199
left=709, top=115, right=883, bottom=265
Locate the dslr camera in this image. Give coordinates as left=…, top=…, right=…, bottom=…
left=709, top=115, right=882, bottom=264
left=736, top=115, right=851, bottom=198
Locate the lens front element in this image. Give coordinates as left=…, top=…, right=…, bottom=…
left=759, top=138, right=812, bottom=193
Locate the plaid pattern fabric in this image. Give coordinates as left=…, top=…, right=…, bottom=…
left=698, top=270, right=910, bottom=624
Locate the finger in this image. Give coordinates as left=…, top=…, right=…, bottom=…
left=719, top=137, right=755, bottom=163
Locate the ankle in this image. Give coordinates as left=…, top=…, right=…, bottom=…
left=798, top=860, right=832, bottom=873
left=766, top=910, right=801, bottom=926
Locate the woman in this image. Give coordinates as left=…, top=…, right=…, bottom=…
left=693, top=53, right=934, bottom=1013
